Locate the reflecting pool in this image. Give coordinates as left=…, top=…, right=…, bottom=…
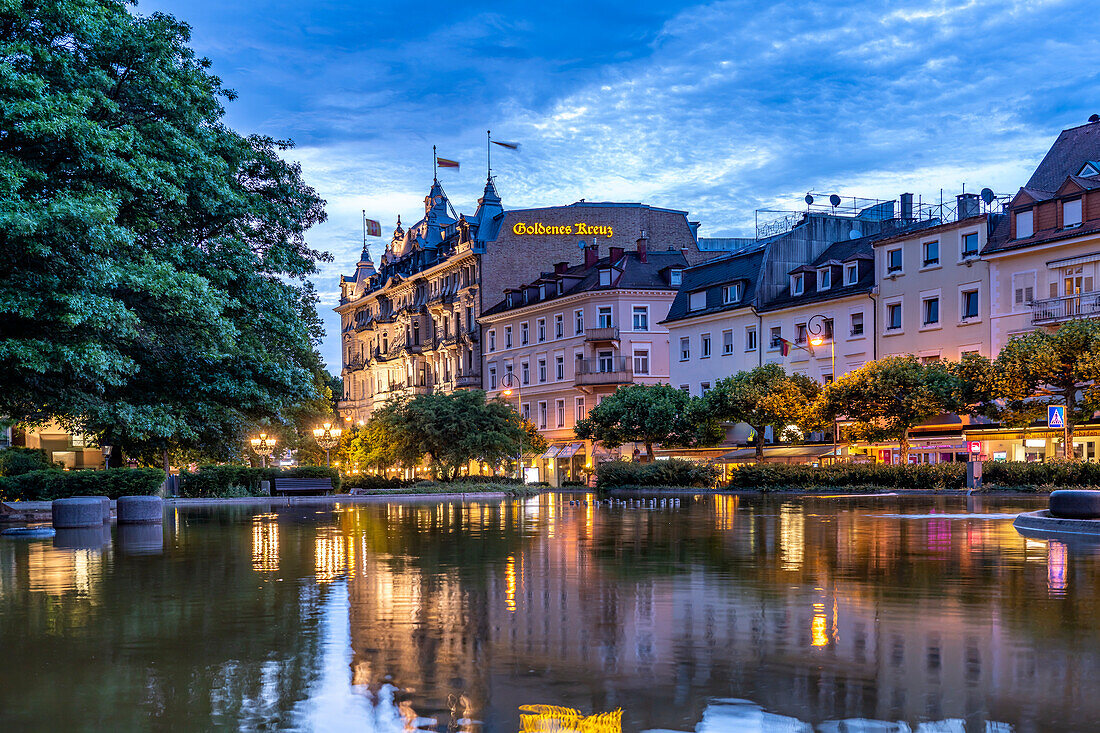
left=1, top=493, right=1097, bottom=731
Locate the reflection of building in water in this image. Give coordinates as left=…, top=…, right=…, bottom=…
left=340, top=496, right=1100, bottom=730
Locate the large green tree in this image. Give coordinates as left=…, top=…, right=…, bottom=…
left=0, top=0, right=328, bottom=467
left=818, top=356, right=961, bottom=463
left=574, top=383, right=721, bottom=461
left=990, top=319, right=1100, bottom=459
left=704, top=364, right=821, bottom=460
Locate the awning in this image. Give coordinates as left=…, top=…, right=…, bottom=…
left=541, top=444, right=565, bottom=460
left=718, top=445, right=837, bottom=462
left=557, top=443, right=583, bottom=459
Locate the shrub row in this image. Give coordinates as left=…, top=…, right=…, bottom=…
left=597, top=459, right=719, bottom=488
left=178, top=465, right=342, bottom=498
left=0, top=447, right=57, bottom=477
left=0, top=468, right=166, bottom=501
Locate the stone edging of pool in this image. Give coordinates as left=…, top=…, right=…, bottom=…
left=1014, top=509, right=1100, bottom=536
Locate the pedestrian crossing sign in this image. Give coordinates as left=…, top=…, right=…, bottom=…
left=1049, top=405, right=1065, bottom=429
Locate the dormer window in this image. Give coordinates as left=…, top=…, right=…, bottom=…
left=556, top=280, right=564, bottom=295
left=1064, top=198, right=1083, bottom=228
left=723, top=283, right=742, bottom=303
left=1016, top=210, right=1034, bottom=239
left=670, top=268, right=683, bottom=286
left=539, top=284, right=547, bottom=300
left=522, top=290, right=529, bottom=304
left=1079, top=161, right=1100, bottom=178
left=689, top=290, right=707, bottom=311
left=791, top=273, right=804, bottom=296
left=845, top=263, right=858, bottom=285
left=506, top=293, right=514, bottom=308
left=599, top=268, right=612, bottom=286
left=817, top=268, right=832, bottom=290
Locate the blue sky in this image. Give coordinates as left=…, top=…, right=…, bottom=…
left=140, top=0, right=1100, bottom=371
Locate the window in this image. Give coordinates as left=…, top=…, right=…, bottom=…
left=818, top=268, right=831, bottom=290
left=536, top=319, right=545, bottom=342
left=746, top=326, right=758, bottom=351
left=598, top=306, right=613, bottom=329
left=701, top=382, right=711, bottom=396
left=795, top=323, right=808, bottom=344
left=539, top=284, right=546, bottom=300
left=633, top=349, right=650, bottom=375
left=962, top=232, right=979, bottom=257
left=1013, top=272, right=1036, bottom=308
left=556, top=399, right=565, bottom=428
left=489, top=330, right=496, bottom=352
left=521, top=360, right=530, bottom=385
left=962, top=289, right=979, bottom=320
left=575, top=309, right=584, bottom=334
left=680, top=337, right=690, bottom=361
left=689, top=290, right=706, bottom=311
left=923, top=296, right=940, bottom=325
left=555, top=314, right=564, bottom=338
left=504, top=326, right=512, bottom=348
left=701, top=333, right=711, bottom=358
left=489, top=365, right=498, bottom=389
left=791, top=273, right=804, bottom=295
left=823, top=373, right=834, bottom=384
left=887, top=303, right=902, bottom=330
left=850, top=312, right=864, bottom=337
left=923, top=240, right=939, bottom=267
left=722, top=329, right=734, bottom=355
left=555, top=355, right=564, bottom=380
left=769, top=326, right=782, bottom=349
left=575, top=397, right=586, bottom=422
left=599, top=268, right=612, bottom=286
left=670, top=269, right=682, bottom=286
left=679, top=384, right=690, bottom=394
left=538, top=401, right=547, bottom=429
left=521, top=322, right=529, bottom=345
left=724, top=283, right=742, bottom=303
left=466, top=306, right=474, bottom=331
left=598, top=350, right=613, bottom=372
left=887, top=248, right=903, bottom=273
left=845, top=263, right=859, bottom=285
left=1065, top=198, right=1083, bottom=227
left=521, top=403, right=530, bottom=421
left=632, top=306, right=649, bottom=331
left=538, top=358, right=547, bottom=383
left=1016, top=210, right=1034, bottom=239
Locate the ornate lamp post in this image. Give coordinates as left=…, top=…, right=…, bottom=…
left=500, top=372, right=523, bottom=480
left=312, top=422, right=343, bottom=468
left=101, top=444, right=113, bottom=470
left=250, top=432, right=277, bottom=469
left=808, top=314, right=838, bottom=464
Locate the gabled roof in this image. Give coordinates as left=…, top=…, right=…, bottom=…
left=1025, top=119, right=1100, bottom=193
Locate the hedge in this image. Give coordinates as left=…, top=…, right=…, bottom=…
left=0, top=447, right=57, bottom=477
left=597, top=459, right=719, bottom=488
left=0, top=468, right=165, bottom=501
left=342, top=474, right=412, bottom=492
left=178, top=465, right=342, bottom=498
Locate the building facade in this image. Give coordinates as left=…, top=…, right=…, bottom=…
left=479, top=240, right=690, bottom=483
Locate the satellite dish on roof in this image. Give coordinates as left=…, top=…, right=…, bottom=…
left=829, top=194, right=842, bottom=207
left=980, top=187, right=995, bottom=204
left=849, top=229, right=862, bottom=240
left=805, top=194, right=814, bottom=205
left=578, top=239, right=586, bottom=248
left=1091, top=114, right=1100, bottom=123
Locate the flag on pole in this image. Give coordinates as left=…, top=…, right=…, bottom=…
left=436, top=157, right=460, bottom=169
left=780, top=338, right=791, bottom=357
left=363, top=216, right=381, bottom=237
left=491, top=140, right=521, bottom=150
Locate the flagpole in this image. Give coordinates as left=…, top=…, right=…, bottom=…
left=362, top=209, right=366, bottom=250
left=433, top=145, right=437, bottom=180
left=487, top=129, right=492, bottom=177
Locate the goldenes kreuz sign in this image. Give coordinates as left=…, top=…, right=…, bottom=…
left=512, top=222, right=614, bottom=238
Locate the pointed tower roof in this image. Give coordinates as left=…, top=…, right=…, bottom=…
left=474, top=175, right=504, bottom=241
left=424, top=179, right=456, bottom=226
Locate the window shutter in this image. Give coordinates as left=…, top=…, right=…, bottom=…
left=1086, top=277, right=1094, bottom=293
left=1025, top=286, right=1034, bottom=301
left=1051, top=282, right=1059, bottom=298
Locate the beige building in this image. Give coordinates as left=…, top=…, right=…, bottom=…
left=10, top=423, right=106, bottom=469
left=480, top=240, right=689, bottom=484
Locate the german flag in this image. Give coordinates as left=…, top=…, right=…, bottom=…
left=780, top=338, right=791, bottom=357
left=436, top=157, right=460, bottom=169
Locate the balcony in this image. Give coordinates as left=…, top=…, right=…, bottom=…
left=455, top=374, right=482, bottom=389
left=1032, top=292, right=1100, bottom=325
left=585, top=326, right=620, bottom=344
left=575, top=357, right=634, bottom=387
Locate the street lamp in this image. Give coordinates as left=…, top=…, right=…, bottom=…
left=250, top=432, right=277, bottom=469
left=499, top=372, right=523, bottom=480
left=101, top=444, right=113, bottom=470
left=312, top=421, right=343, bottom=467
left=807, top=313, right=838, bottom=464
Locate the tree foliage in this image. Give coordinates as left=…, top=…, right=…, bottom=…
left=704, top=364, right=821, bottom=459
left=574, top=384, right=722, bottom=461
left=0, top=0, right=328, bottom=464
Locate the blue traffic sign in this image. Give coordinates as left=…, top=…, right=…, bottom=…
left=1049, top=405, right=1065, bottom=429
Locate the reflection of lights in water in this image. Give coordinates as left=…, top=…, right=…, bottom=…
left=714, top=495, right=738, bottom=531
left=811, top=611, right=828, bottom=647
left=315, top=532, right=348, bottom=583
left=585, top=501, right=593, bottom=536
left=518, top=704, right=622, bottom=733
left=251, top=513, right=279, bottom=572
left=28, top=545, right=99, bottom=596
left=505, top=555, right=517, bottom=612
left=1048, top=540, right=1068, bottom=596
left=779, top=503, right=803, bottom=570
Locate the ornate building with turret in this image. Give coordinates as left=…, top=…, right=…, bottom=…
left=336, top=174, right=709, bottom=425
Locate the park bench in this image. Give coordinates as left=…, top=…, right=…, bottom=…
left=272, top=478, right=334, bottom=497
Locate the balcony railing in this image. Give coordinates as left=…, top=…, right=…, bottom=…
left=585, top=326, right=620, bottom=343
left=575, top=357, right=633, bottom=386
left=1032, top=292, right=1100, bottom=325
left=455, top=374, right=482, bottom=389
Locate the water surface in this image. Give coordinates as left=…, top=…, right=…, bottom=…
left=0, top=493, right=1096, bottom=732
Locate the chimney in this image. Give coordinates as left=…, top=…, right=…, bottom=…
left=900, top=192, right=914, bottom=220
left=609, top=246, right=624, bottom=263
left=957, top=192, right=980, bottom=220
left=584, top=244, right=599, bottom=269
left=554, top=261, right=569, bottom=275
left=636, top=230, right=648, bottom=263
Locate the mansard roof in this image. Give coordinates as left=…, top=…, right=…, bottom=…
left=1025, top=118, right=1100, bottom=193
left=662, top=248, right=765, bottom=323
